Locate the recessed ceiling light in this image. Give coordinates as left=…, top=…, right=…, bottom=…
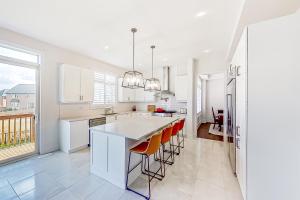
left=203, top=49, right=211, bottom=53
left=104, top=45, right=109, bottom=50
left=195, top=11, right=207, bottom=18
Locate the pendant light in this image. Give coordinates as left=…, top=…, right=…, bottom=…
left=122, top=28, right=145, bottom=89
left=144, top=45, right=161, bottom=91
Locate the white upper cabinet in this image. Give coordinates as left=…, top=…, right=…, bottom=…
left=175, top=75, right=188, bottom=102
left=80, top=68, right=94, bottom=102
left=118, top=78, right=155, bottom=103
left=59, top=64, right=94, bottom=103
left=134, top=88, right=146, bottom=102
left=144, top=90, right=155, bottom=102
left=118, top=78, right=135, bottom=102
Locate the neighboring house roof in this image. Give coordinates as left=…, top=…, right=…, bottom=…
left=0, top=89, right=8, bottom=96
left=6, top=84, right=35, bottom=94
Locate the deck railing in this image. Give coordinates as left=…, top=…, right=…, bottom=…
left=0, top=113, right=35, bottom=148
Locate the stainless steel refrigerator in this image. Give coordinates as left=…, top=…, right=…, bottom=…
left=226, top=73, right=236, bottom=174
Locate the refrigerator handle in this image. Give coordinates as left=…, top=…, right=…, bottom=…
left=236, top=138, right=240, bottom=149
left=236, top=126, right=240, bottom=137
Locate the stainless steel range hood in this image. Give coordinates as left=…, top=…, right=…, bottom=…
left=155, top=66, right=175, bottom=98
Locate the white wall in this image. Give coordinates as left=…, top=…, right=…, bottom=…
left=247, top=11, right=300, bottom=200
left=206, top=77, right=225, bottom=122
left=186, top=58, right=198, bottom=137
left=0, top=27, right=132, bottom=154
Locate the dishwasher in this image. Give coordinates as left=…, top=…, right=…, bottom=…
left=89, top=117, right=106, bottom=146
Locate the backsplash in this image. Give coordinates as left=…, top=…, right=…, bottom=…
left=136, top=95, right=187, bottom=112
left=59, top=103, right=133, bottom=118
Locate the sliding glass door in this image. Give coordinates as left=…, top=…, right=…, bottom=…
left=0, top=44, right=40, bottom=164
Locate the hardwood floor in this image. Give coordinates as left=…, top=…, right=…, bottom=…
left=197, top=123, right=223, bottom=141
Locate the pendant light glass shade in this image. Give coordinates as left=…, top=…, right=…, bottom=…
left=122, top=28, right=145, bottom=89
left=144, top=45, right=161, bottom=91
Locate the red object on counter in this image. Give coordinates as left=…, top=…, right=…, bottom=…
left=156, top=108, right=165, bottom=113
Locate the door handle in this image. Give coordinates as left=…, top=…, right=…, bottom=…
left=236, top=66, right=241, bottom=76
left=236, top=138, right=240, bottom=149
left=236, top=126, right=240, bottom=136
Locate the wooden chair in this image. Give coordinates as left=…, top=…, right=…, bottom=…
left=212, top=107, right=223, bottom=131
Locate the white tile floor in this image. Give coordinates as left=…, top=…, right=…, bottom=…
left=0, top=138, right=243, bottom=200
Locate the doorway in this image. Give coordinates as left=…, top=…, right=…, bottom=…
left=197, top=73, right=225, bottom=141
left=0, top=44, right=40, bottom=164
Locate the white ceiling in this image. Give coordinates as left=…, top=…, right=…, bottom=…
left=0, top=0, right=242, bottom=70
left=227, top=0, right=300, bottom=60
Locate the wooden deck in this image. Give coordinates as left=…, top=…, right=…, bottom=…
left=0, top=143, right=35, bottom=163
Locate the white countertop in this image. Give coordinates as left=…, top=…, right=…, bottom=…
left=59, top=111, right=185, bottom=122
left=60, top=114, right=106, bottom=122
left=90, top=116, right=180, bottom=140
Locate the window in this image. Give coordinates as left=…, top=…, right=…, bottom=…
left=197, top=77, right=202, bottom=113
left=93, top=72, right=116, bottom=104
left=0, top=44, right=39, bottom=64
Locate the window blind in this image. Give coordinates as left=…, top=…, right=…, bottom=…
left=93, top=73, right=116, bottom=104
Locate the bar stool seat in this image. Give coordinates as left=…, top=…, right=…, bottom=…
left=130, top=142, right=149, bottom=154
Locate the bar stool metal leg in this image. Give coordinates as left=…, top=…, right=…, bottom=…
left=182, top=129, right=185, bottom=148
left=156, top=143, right=174, bottom=167
left=171, top=135, right=180, bottom=155
left=126, top=152, right=151, bottom=200
left=146, top=155, right=151, bottom=200
left=143, top=153, right=164, bottom=180
left=177, top=134, right=181, bottom=154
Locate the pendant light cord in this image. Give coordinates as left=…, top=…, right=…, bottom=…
left=151, top=45, right=155, bottom=78
left=131, top=28, right=137, bottom=71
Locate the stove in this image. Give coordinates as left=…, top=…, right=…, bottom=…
left=152, top=111, right=177, bottom=117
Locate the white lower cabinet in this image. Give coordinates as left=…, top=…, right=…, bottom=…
left=59, top=119, right=89, bottom=153
left=117, top=113, right=131, bottom=120
left=106, top=115, right=117, bottom=123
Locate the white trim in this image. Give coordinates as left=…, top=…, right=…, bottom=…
left=0, top=41, right=41, bottom=59
left=0, top=55, right=39, bottom=69
left=0, top=42, right=41, bottom=161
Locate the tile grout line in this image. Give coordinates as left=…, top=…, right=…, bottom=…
left=8, top=179, right=21, bottom=200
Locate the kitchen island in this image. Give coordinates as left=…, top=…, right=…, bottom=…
left=90, top=116, right=179, bottom=189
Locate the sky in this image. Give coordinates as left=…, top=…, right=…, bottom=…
left=0, top=63, right=35, bottom=90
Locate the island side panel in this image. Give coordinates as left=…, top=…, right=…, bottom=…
left=90, top=130, right=126, bottom=189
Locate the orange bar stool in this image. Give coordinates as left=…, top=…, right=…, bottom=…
left=178, top=118, right=185, bottom=149
left=154, top=125, right=174, bottom=176
left=170, top=121, right=181, bottom=156
left=126, top=132, right=163, bottom=200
